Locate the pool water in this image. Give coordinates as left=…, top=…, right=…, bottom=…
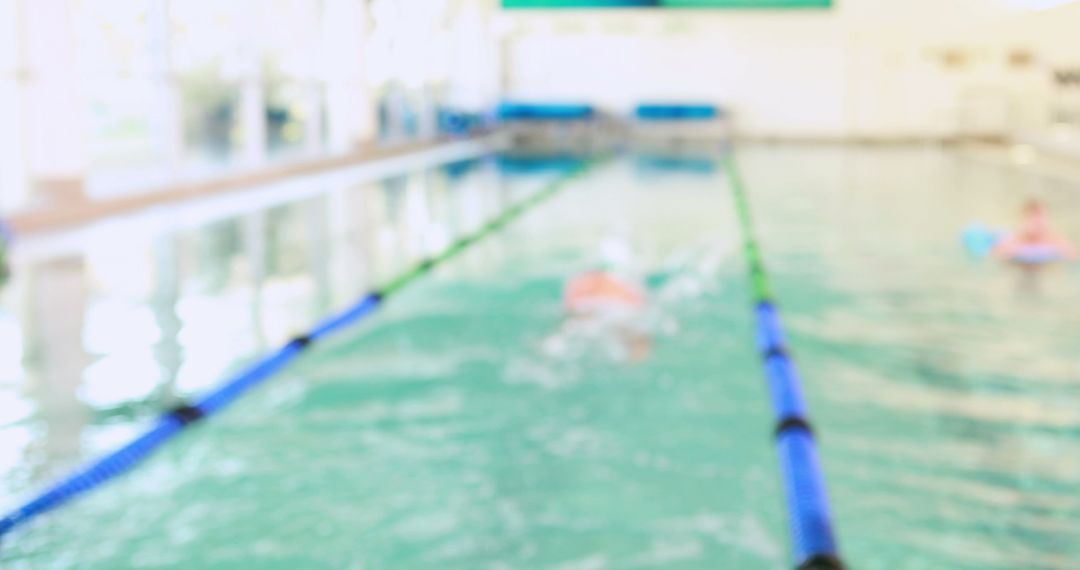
left=3, top=146, right=1080, bottom=569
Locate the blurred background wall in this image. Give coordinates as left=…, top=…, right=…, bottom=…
left=502, top=0, right=1080, bottom=140
left=0, top=0, right=501, bottom=214
left=2, top=0, right=1080, bottom=217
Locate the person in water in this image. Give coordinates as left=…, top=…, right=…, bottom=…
left=543, top=238, right=654, bottom=363
left=557, top=267, right=652, bottom=363
left=993, top=200, right=1078, bottom=263
left=0, top=222, right=11, bottom=288
left=564, top=269, right=646, bottom=316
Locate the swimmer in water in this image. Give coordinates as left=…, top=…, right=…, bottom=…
left=993, top=200, right=1078, bottom=263
left=559, top=268, right=652, bottom=362
left=564, top=269, right=646, bottom=316
left=0, top=222, right=10, bottom=288
left=543, top=239, right=654, bottom=363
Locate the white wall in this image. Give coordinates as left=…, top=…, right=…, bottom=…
left=0, top=0, right=28, bottom=213
left=986, top=1, right=1080, bottom=156
left=507, top=15, right=846, bottom=137
left=497, top=0, right=1077, bottom=139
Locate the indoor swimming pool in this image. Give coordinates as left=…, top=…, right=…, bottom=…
left=2, top=145, right=1080, bottom=569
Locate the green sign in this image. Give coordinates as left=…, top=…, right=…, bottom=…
left=503, top=0, right=655, bottom=6
left=661, top=0, right=830, bottom=6
left=503, top=0, right=831, bottom=7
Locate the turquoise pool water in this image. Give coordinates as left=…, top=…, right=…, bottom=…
left=3, top=146, right=1080, bottom=568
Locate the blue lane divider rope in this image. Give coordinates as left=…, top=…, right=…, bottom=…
left=0, top=157, right=605, bottom=539
left=725, top=156, right=845, bottom=570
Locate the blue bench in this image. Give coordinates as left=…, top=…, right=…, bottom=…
left=497, top=102, right=596, bottom=121
left=635, top=103, right=722, bottom=121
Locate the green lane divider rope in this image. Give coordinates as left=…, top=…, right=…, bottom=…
left=379, top=157, right=600, bottom=296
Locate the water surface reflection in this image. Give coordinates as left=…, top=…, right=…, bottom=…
left=0, top=156, right=535, bottom=502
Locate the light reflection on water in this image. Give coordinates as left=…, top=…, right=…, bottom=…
left=0, top=156, right=516, bottom=501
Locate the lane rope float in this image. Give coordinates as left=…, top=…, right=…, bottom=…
left=725, top=155, right=845, bottom=570
left=0, top=156, right=605, bottom=538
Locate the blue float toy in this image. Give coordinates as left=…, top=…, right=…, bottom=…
left=961, top=223, right=1003, bottom=259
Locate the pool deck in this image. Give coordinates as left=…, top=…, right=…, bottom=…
left=9, top=135, right=497, bottom=236
left=11, top=136, right=1080, bottom=238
